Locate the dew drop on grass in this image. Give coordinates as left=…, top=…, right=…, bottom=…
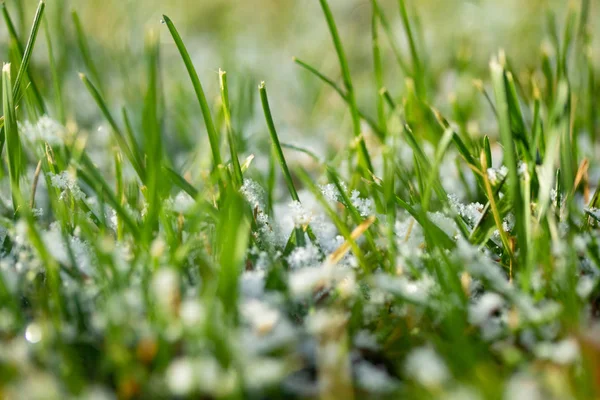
left=25, top=323, right=42, bottom=344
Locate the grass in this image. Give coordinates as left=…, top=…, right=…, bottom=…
left=0, top=0, right=600, bottom=398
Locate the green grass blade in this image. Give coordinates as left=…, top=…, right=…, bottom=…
left=142, top=30, right=163, bottom=241
left=79, top=73, right=145, bottom=181
left=317, top=0, right=373, bottom=174
left=163, top=15, right=223, bottom=167
left=371, top=1, right=387, bottom=135
left=219, top=69, right=243, bottom=188
left=397, top=0, right=424, bottom=96
left=490, top=58, right=526, bottom=266
left=1, top=2, right=46, bottom=113
left=259, top=81, right=300, bottom=202
left=43, top=19, right=65, bottom=124
left=72, top=10, right=104, bottom=94
left=372, top=0, right=411, bottom=75
left=10, top=1, right=45, bottom=105
left=2, top=64, right=24, bottom=214
left=293, top=57, right=384, bottom=140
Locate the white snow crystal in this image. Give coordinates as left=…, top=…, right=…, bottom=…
left=50, top=171, right=86, bottom=201
left=405, top=347, right=449, bottom=387
left=287, top=242, right=321, bottom=269
left=350, top=190, right=374, bottom=217
left=19, top=116, right=66, bottom=146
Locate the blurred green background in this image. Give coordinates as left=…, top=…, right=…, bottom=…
left=2, top=0, right=597, bottom=163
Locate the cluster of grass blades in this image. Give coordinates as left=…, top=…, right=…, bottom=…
left=0, top=0, right=599, bottom=398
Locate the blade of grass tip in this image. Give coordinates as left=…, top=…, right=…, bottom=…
left=1, top=2, right=46, bottom=113
left=484, top=135, right=493, bottom=168
left=219, top=69, right=243, bottom=188
left=281, top=142, right=322, bottom=163
left=163, top=15, right=222, bottom=168
left=2, top=64, right=24, bottom=214
left=371, top=0, right=387, bottom=135
left=546, top=11, right=561, bottom=77
left=397, top=0, right=425, bottom=97
left=490, top=57, right=526, bottom=266
left=372, top=0, right=410, bottom=75
left=559, top=3, right=577, bottom=79
left=380, top=87, right=397, bottom=111
left=164, top=166, right=198, bottom=198
left=318, top=0, right=373, bottom=174
left=11, top=1, right=45, bottom=104
left=292, top=57, right=384, bottom=140
left=473, top=79, right=498, bottom=117
left=79, top=73, right=145, bottom=181
left=43, top=18, right=65, bottom=124
left=72, top=10, right=104, bottom=94
left=258, top=81, right=300, bottom=202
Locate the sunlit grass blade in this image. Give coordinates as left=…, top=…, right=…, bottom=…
left=317, top=0, right=373, bottom=174
left=163, top=15, right=223, bottom=168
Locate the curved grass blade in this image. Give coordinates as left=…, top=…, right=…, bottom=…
left=293, top=57, right=384, bottom=140
left=79, top=73, right=145, bottom=181
left=72, top=10, right=104, bottom=94
left=259, top=81, right=300, bottom=202
left=163, top=15, right=222, bottom=168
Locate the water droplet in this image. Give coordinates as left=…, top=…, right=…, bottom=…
left=25, top=323, right=42, bottom=344
left=160, top=19, right=165, bottom=24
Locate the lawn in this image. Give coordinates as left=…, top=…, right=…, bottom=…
left=0, top=0, right=599, bottom=398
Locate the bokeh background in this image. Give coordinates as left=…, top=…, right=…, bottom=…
left=2, top=0, right=597, bottom=168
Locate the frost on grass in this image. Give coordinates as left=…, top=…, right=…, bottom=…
left=42, top=223, right=96, bottom=276
left=50, top=171, right=86, bottom=201
left=405, top=346, right=450, bottom=387
left=19, top=116, right=66, bottom=146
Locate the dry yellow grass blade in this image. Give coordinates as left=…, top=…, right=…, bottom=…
left=327, top=216, right=376, bottom=265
